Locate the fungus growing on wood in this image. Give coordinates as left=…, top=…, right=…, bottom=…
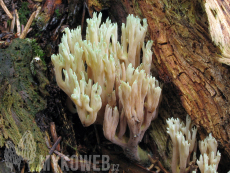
left=166, top=115, right=221, bottom=173
left=51, top=12, right=162, bottom=162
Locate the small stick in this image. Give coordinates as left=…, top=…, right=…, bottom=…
left=21, top=25, right=24, bottom=33
left=10, top=3, right=15, bottom=32
left=27, top=28, right=32, bottom=34
left=15, top=9, right=20, bottom=36
left=155, top=166, right=161, bottom=173
left=35, top=6, right=41, bottom=18
left=148, top=154, right=169, bottom=173
left=53, top=150, right=70, bottom=162
left=19, top=11, right=36, bottom=39
left=157, top=160, right=169, bottom=173
left=49, top=136, right=62, bottom=155
left=50, top=122, right=61, bottom=151
left=51, top=155, right=60, bottom=173
left=148, top=154, right=157, bottom=164
left=43, top=136, right=62, bottom=168
left=58, top=165, right=63, bottom=173
left=45, top=136, right=70, bottom=162
left=147, top=164, right=154, bottom=171
left=0, top=0, right=13, bottom=19
left=45, top=135, right=52, bottom=148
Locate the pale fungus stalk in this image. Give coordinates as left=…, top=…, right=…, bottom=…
left=166, top=116, right=221, bottom=173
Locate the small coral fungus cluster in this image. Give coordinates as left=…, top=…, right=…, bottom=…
left=51, top=13, right=162, bottom=162
left=166, top=115, right=221, bottom=173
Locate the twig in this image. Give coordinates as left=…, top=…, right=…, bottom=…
left=21, top=25, right=24, bottom=33
left=15, top=9, right=20, bottom=36
left=49, top=136, right=62, bottom=155
left=157, top=160, right=169, bottom=173
left=52, top=150, right=70, bottom=162
left=19, top=11, right=36, bottom=39
left=148, top=154, right=169, bottom=173
left=147, top=164, right=154, bottom=171
left=155, top=166, right=161, bottom=173
left=35, top=6, right=41, bottom=18
left=0, top=0, right=13, bottom=19
left=148, top=154, right=157, bottom=164
left=43, top=136, right=62, bottom=169
left=45, top=135, right=71, bottom=162
left=10, top=3, right=15, bottom=32
left=27, top=28, right=32, bottom=34
left=51, top=154, right=61, bottom=173
left=50, top=122, right=61, bottom=151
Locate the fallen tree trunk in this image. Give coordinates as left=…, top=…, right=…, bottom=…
left=140, top=0, right=230, bottom=160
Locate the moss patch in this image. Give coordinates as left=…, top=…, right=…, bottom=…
left=18, top=2, right=30, bottom=25
left=0, top=39, right=49, bottom=171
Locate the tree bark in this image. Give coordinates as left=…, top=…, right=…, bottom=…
left=140, top=0, right=230, bottom=163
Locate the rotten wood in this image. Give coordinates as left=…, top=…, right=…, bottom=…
left=42, top=0, right=62, bottom=23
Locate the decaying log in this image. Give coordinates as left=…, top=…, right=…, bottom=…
left=138, top=0, right=230, bottom=170
left=140, top=0, right=230, bottom=152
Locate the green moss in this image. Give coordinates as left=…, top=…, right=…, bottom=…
left=18, top=2, right=30, bottom=25
left=55, top=9, right=61, bottom=18
left=137, top=146, right=149, bottom=164
left=162, top=0, right=203, bottom=24
left=7, top=19, right=11, bottom=27
left=0, top=39, right=49, bottom=171
left=133, top=0, right=143, bottom=17
left=34, top=13, right=47, bottom=31
left=26, top=38, right=46, bottom=64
